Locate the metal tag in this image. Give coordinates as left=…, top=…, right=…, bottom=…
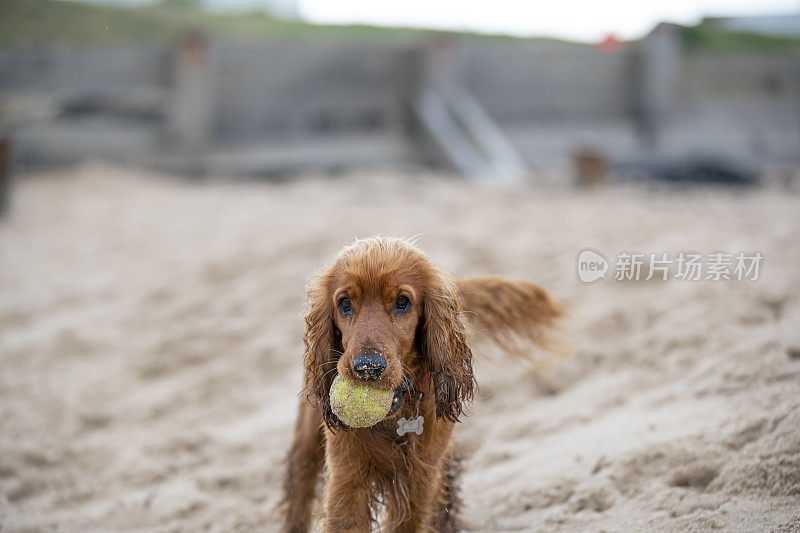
left=396, top=415, right=424, bottom=436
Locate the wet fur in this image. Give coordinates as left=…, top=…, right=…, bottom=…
left=280, top=237, right=563, bottom=532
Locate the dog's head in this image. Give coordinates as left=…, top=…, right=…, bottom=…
left=302, top=237, right=475, bottom=430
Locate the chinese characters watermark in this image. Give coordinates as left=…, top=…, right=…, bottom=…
left=577, top=250, right=762, bottom=283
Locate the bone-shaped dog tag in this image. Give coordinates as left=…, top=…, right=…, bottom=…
left=396, top=415, right=424, bottom=436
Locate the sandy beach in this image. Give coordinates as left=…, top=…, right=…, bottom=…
left=1, top=163, right=799, bottom=531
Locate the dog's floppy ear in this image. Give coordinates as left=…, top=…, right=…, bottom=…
left=418, top=272, right=476, bottom=423
left=302, top=269, right=343, bottom=430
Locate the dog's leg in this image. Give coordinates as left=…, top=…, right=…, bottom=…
left=383, top=452, right=445, bottom=533
left=281, top=400, right=325, bottom=533
left=322, top=442, right=372, bottom=533
left=431, top=451, right=463, bottom=533
left=385, top=451, right=462, bottom=533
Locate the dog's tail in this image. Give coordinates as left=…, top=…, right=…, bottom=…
left=457, top=276, right=569, bottom=360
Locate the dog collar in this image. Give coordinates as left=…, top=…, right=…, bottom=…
left=395, top=370, right=430, bottom=436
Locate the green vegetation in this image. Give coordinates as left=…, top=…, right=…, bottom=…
left=4, top=0, right=797, bottom=52
left=679, top=22, right=800, bottom=53
left=0, top=0, right=413, bottom=45
left=0, top=0, right=568, bottom=47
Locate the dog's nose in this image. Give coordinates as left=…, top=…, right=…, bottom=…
left=352, top=353, right=386, bottom=381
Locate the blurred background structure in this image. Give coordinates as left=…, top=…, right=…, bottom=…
left=1, top=0, right=799, bottom=184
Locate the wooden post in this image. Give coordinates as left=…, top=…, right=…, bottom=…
left=0, top=138, right=12, bottom=219
left=168, top=31, right=215, bottom=154
left=637, top=23, right=681, bottom=150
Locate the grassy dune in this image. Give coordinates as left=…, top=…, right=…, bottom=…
left=1, top=0, right=798, bottom=51
left=0, top=0, right=552, bottom=46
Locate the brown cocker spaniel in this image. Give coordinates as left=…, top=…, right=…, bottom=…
left=281, top=237, right=563, bottom=532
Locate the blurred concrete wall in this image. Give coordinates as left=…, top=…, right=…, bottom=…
left=1, top=30, right=798, bottom=175
left=214, top=42, right=413, bottom=142
left=464, top=45, right=636, bottom=123
left=672, top=52, right=800, bottom=159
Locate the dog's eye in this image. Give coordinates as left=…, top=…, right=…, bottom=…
left=394, top=295, right=410, bottom=313
left=338, top=297, right=352, bottom=317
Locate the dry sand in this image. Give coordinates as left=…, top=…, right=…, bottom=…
left=1, top=163, right=799, bottom=532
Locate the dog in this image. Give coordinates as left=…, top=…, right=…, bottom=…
left=281, top=237, right=563, bottom=532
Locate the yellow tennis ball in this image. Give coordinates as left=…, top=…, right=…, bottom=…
left=329, top=374, right=393, bottom=428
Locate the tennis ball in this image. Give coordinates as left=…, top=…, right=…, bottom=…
left=329, top=374, right=393, bottom=428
